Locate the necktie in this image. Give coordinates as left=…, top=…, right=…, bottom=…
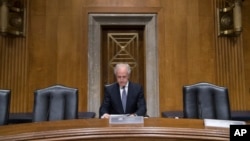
left=121, top=87, right=127, bottom=113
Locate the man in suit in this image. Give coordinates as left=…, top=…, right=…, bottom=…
left=99, top=63, right=147, bottom=119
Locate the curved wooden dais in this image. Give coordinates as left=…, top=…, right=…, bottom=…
left=0, top=118, right=229, bottom=141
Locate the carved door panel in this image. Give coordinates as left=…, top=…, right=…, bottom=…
left=101, top=25, right=145, bottom=100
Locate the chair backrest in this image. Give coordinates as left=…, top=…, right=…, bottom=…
left=183, top=82, right=231, bottom=120
left=32, top=85, right=78, bottom=122
left=0, top=89, right=11, bottom=125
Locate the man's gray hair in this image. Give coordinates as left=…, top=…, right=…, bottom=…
left=114, top=63, right=131, bottom=75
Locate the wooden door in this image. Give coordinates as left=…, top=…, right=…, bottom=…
left=101, top=25, right=145, bottom=100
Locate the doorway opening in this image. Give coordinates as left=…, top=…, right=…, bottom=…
left=88, top=14, right=159, bottom=117
left=100, top=25, right=146, bottom=102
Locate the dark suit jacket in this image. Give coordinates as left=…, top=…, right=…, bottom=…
left=99, top=82, right=147, bottom=118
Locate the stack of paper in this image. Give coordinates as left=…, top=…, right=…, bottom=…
left=204, top=119, right=246, bottom=128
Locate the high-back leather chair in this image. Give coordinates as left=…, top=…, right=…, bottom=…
left=0, top=89, right=11, bottom=125
left=183, top=82, right=231, bottom=120
left=33, top=85, right=78, bottom=122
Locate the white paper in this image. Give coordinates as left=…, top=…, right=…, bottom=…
left=204, top=119, right=246, bottom=128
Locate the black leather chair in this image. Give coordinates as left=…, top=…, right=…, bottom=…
left=8, top=111, right=96, bottom=124
left=78, top=112, right=96, bottom=119
left=162, top=111, right=183, bottom=118
left=183, top=82, right=231, bottom=120
left=0, top=89, right=11, bottom=125
left=32, top=85, right=78, bottom=122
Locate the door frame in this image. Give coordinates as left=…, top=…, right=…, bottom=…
left=88, top=14, right=159, bottom=117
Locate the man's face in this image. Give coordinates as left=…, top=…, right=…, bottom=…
left=116, top=67, right=129, bottom=87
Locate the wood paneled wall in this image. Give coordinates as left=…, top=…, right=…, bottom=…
left=215, top=0, right=248, bottom=110
left=0, top=0, right=250, bottom=115
left=0, top=37, right=28, bottom=112
left=242, top=0, right=250, bottom=110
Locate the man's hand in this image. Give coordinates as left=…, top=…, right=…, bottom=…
left=128, top=114, right=137, bottom=117
left=101, top=113, right=110, bottom=119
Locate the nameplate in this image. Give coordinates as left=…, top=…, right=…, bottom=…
left=204, top=119, right=246, bottom=128
left=109, top=115, right=144, bottom=124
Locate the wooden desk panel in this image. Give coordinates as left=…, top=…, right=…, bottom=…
left=0, top=118, right=229, bottom=141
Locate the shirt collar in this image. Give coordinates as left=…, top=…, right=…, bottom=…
left=120, top=82, right=129, bottom=89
